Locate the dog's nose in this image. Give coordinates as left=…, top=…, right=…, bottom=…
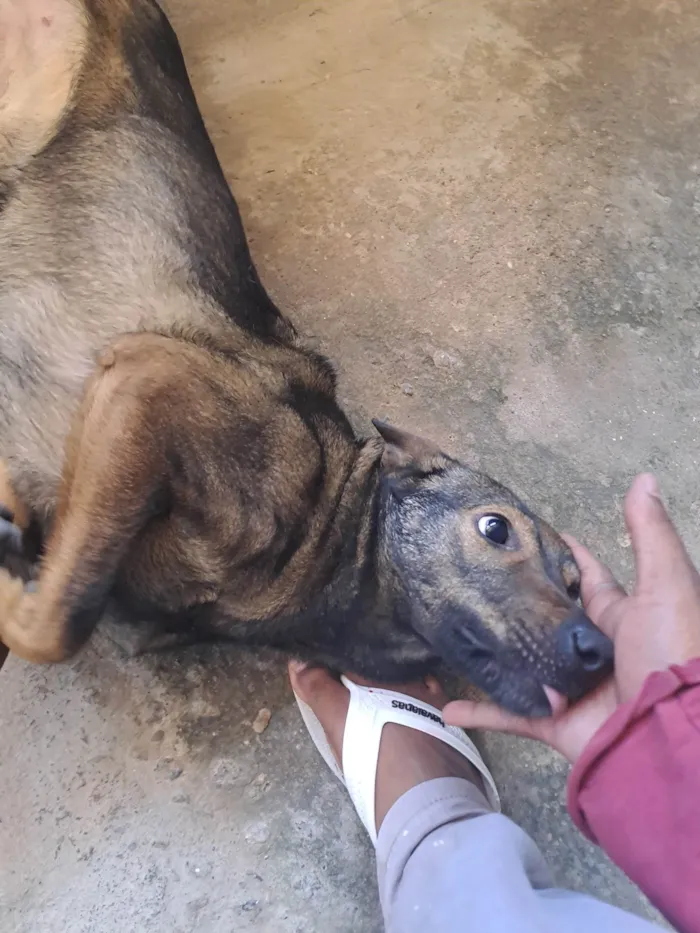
left=557, top=611, right=613, bottom=673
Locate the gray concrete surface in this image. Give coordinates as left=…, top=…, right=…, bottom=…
left=2, top=0, right=699, bottom=928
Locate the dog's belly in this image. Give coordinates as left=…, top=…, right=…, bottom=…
left=0, top=275, right=231, bottom=518
left=0, top=283, right=233, bottom=516
left=0, top=282, right=107, bottom=513
left=0, top=121, right=279, bottom=517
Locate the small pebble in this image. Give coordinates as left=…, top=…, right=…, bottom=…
left=252, top=708, right=272, bottom=734
left=432, top=349, right=459, bottom=370
left=401, top=383, right=414, bottom=396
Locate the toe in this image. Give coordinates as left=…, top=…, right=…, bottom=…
left=289, top=661, right=350, bottom=767
left=423, top=675, right=449, bottom=705
left=289, top=661, right=342, bottom=702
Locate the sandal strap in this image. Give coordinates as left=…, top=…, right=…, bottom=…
left=339, top=677, right=500, bottom=844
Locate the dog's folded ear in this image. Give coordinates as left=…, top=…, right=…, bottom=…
left=372, top=419, right=451, bottom=479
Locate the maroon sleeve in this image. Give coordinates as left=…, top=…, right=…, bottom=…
left=567, top=657, right=700, bottom=933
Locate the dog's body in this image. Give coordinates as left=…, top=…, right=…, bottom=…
left=0, top=0, right=612, bottom=715
left=0, top=0, right=303, bottom=512
left=0, top=0, right=383, bottom=661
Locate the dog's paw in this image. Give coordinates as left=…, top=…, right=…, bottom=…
left=0, top=506, right=23, bottom=561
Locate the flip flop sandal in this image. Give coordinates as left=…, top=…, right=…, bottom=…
left=294, top=675, right=500, bottom=844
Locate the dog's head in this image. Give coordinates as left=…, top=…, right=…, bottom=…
left=375, top=421, right=613, bottom=716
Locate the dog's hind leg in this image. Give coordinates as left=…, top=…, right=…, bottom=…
left=0, top=346, right=171, bottom=663
left=0, top=333, right=231, bottom=664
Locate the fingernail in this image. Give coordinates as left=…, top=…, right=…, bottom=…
left=638, top=473, right=660, bottom=498
left=289, top=659, right=308, bottom=674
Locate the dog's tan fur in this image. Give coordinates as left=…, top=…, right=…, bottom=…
left=0, top=0, right=612, bottom=714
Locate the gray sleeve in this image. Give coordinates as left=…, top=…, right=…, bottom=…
left=375, top=776, right=664, bottom=933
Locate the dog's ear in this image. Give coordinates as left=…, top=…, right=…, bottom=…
left=372, top=419, right=449, bottom=475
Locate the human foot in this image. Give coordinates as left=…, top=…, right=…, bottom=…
left=289, top=662, right=491, bottom=836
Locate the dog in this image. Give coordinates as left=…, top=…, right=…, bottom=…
left=0, top=0, right=612, bottom=716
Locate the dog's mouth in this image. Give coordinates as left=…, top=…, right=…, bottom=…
left=432, top=620, right=610, bottom=718
left=443, top=631, right=552, bottom=716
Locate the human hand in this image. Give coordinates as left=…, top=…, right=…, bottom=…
left=443, top=473, right=700, bottom=763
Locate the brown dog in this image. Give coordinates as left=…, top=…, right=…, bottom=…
left=0, top=0, right=612, bottom=715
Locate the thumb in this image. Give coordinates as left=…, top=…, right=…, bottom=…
left=624, top=474, right=698, bottom=593
left=442, top=698, right=556, bottom=743
left=561, top=534, right=626, bottom=635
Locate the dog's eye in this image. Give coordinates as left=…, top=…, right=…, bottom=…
left=477, top=514, right=510, bottom=546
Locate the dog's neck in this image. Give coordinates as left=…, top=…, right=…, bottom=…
left=236, top=438, right=437, bottom=681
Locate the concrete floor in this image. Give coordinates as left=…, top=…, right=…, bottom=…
left=3, top=0, right=700, bottom=928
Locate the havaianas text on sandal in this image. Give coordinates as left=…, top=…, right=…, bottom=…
left=0, top=0, right=612, bottom=716
left=391, top=700, right=445, bottom=727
